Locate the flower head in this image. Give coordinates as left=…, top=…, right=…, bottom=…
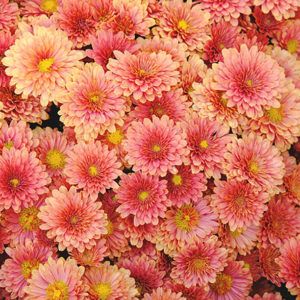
left=143, top=288, right=186, bottom=300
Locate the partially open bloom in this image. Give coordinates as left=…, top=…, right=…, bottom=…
left=0, top=0, right=19, bottom=33
left=143, top=288, right=186, bottom=300
left=39, top=186, right=108, bottom=252
left=284, top=164, right=300, bottom=205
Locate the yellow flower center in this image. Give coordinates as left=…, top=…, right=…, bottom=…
left=10, top=178, right=20, bottom=188
left=92, top=283, right=112, bottom=300
left=235, top=196, right=245, bottom=207
left=219, top=43, right=225, bottom=49
left=230, top=228, right=244, bottom=238
left=46, top=280, right=69, bottom=300
left=265, top=107, right=283, bottom=123
left=138, top=191, right=149, bottom=201
left=220, top=96, right=228, bottom=107
left=38, top=57, right=55, bottom=73
left=192, top=258, right=207, bottom=270
left=19, top=207, right=40, bottom=231
left=199, top=139, right=209, bottom=149
left=175, top=205, right=199, bottom=232
left=46, top=149, right=66, bottom=170
left=246, top=79, right=253, bottom=87
left=40, top=0, right=58, bottom=13
left=69, top=215, right=78, bottom=225
left=172, top=174, right=183, bottom=186
left=21, top=260, right=40, bottom=279
left=210, top=273, right=233, bottom=295
left=152, top=144, right=161, bottom=152
left=88, top=165, right=98, bottom=177
left=4, top=140, right=14, bottom=149
left=287, top=39, right=298, bottom=54
left=178, top=19, right=189, bottom=31
left=106, top=220, right=114, bottom=236
left=106, top=130, right=124, bottom=145
left=88, top=91, right=104, bottom=104
left=248, top=160, right=259, bottom=174
left=244, top=263, right=250, bottom=270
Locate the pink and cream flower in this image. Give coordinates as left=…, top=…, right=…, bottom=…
left=143, top=288, right=187, bottom=300
left=0, top=31, right=14, bottom=88
left=284, top=164, right=300, bottom=206
left=248, top=293, right=283, bottom=300
left=38, top=186, right=108, bottom=253
left=0, top=0, right=19, bottom=33
left=19, top=0, right=62, bottom=16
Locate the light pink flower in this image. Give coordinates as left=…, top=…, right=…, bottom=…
left=143, top=288, right=186, bottom=300
left=0, top=0, right=19, bottom=33
left=0, top=31, right=14, bottom=88
left=248, top=293, right=283, bottom=300
left=19, top=0, right=62, bottom=16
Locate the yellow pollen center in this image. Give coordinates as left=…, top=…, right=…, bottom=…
left=193, top=258, right=207, bottom=270
left=244, top=263, right=250, bottom=270
left=175, top=205, right=199, bottom=232
left=152, top=144, right=161, bottom=152
left=46, top=280, right=69, bottom=300
left=172, top=174, right=183, bottom=186
left=69, top=215, right=78, bottom=225
left=249, top=161, right=259, bottom=174
left=46, top=149, right=66, bottom=170
left=19, top=207, right=40, bottom=231
left=287, top=39, right=298, bottom=54
left=220, top=96, right=228, bottom=107
left=21, top=260, right=40, bottom=280
left=4, top=140, right=13, bottom=149
left=88, top=165, right=98, bottom=177
left=106, top=220, right=114, bottom=235
left=93, top=283, right=112, bottom=300
left=230, top=228, right=244, bottom=238
left=235, top=196, right=245, bottom=207
left=265, top=107, right=283, bottom=123
left=138, top=191, right=149, bottom=201
left=137, top=69, right=147, bottom=77
left=219, top=43, right=225, bottom=49
left=178, top=19, right=189, bottom=31
left=40, top=0, right=58, bottom=13
left=246, top=79, right=253, bottom=87
left=38, top=57, right=55, bottom=73
left=106, top=130, right=124, bottom=145
left=210, top=273, right=233, bottom=295
left=199, top=140, right=209, bottom=149
left=10, top=178, right=20, bottom=188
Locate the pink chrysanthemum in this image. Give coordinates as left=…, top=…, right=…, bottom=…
left=156, top=199, right=218, bottom=256
left=224, top=133, right=285, bottom=193
left=259, top=197, right=300, bottom=248
left=39, top=186, right=108, bottom=252
left=207, top=260, right=252, bottom=299
left=165, top=165, right=207, bottom=206
left=2, top=26, right=84, bottom=106
left=54, top=0, right=98, bottom=47
left=87, top=30, right=139, bottom=71
left=182, top=116, right=232, bottom=177
left=19, top=0, right=62, bottom=16
left=212, top=180, right=269, bottom=231
left=254, top=0, right=300, bottom=21
left=129, top=89, right=188, bottom=123
left=238, top=249, right=262, bottom=281
left=259, top=245, right=282, bottom=286
left=0, top=0, right=19, bottom=33
left=118, top=254, right=165, bottom=296
left=203, top=22, right=239, bottom=63
left=59, top=63, right=127, bottom=141
left=84, top=262, right=138, bottom=300
left=196, top=0, right=251, bottom=26
left=158, top=0, right=210, bottom=51
left=0, top=31, right=14, bottom=88
left=116, top=172, right=170, bottom=226
left=212, top=45, right=285, bottom=118
left=0, top=239, right=54, bottom=299
left=24, top=257, right=86, bottom=299
left=248, top=292, right=283, bottom=300
left=124, top=116, right=188, bottom=176
left=277, top=236, right=300, bottom=297
left=64, top=141, right=121, bottom=197
left=0, top=148, right=50, bottom=212
left=143, top=288, right=186, bottom=300
left=284, top=164, right=300, bottom=205
left=170, top=238, right=228, bottom=287
left=107, top=51, right=179, bottom=103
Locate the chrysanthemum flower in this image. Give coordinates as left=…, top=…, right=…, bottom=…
left=208, top=260, right=252, bottom=299
left=212, top=180, right=269, bottom=231
left=212, top=45, right=285, bottom=118
left=125, top=116, right=188, bottom=176
left=277, top=236, right=300, bottom=297
left=170, top=238, right=228, bottom=287
left=158, top=0, right=210, bottom=51
left=224, top=133, right=285, bottom=193
left=238, top=249, right=262, bottom=282
left=182, top=116, right=232, bottom=177
left=0, top=148, right=50, bottom=213
left=19, top=0, right=62, bottom=16
left=64, top=141, right=121, bottom=198
left=119, top=254, right=165, bottom=296
left=89, top=0, right=115, bottom=30
left=24, top=257, right=86, bottom=299
left=129, top=89, right=188, bottom=123
left=2, top=26, right=84, bottom=106
left=165, top=165, right=207, bottom=206
left=284, top=164, right=300, bottom=205
left=107, top=51, right=179, bottom=103
left=0, top=31, right=14, bottom=88
left=203, top=22, right=239, bottom=63
left=253, top=0, right=300, bottom=21
left=54, top=0, right=98, bottom=48
left=259, top=197, right=300, bottom=248
left=116, top=172, right=170, bottom=226
left=248, top=292, right=283, bottom=300
left=59, top=63, right=127, bottom=141
left=259, top=245, right=282, bottom=286
left=156, top=199, right=218, bottom=256
left=39, top=186, right=108, bottom=252
left=84, top=262, right=138, bottom=300
left=87, top=30, right=139, bottom=71
left=143, top=288, right=186, bottom=300
left=0, top=0, right=19, bottom=33
left=0, top=239, right=54, bottom=299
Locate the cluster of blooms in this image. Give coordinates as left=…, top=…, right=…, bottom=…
left=1, top=0, right=300, bottom=299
